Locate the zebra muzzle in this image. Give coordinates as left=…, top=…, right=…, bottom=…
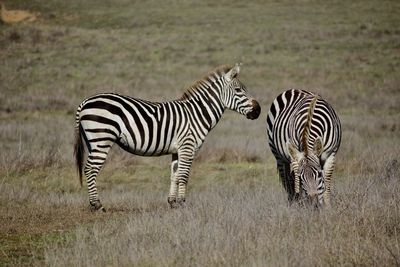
left=246, top=100, right=261, bottom=120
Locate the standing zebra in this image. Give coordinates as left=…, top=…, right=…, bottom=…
left=266, top=89, right=341, bottom=207
left=74, top=63, right=261, bottom=211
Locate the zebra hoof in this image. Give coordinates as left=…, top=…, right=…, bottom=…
left=90, top=201, right=106, bottom=212
left=167, top=197, right=186, bottom=208
left=167, top=197, right=177, bottom=208
left=177, top=198, right=186, bottom=207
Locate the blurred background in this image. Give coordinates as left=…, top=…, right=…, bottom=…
left=1, top=0, right=399, bottom=171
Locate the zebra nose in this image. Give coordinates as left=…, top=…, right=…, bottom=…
left=246, top=100, right=261, bottom=120
left=308, top=191, right=318, bottom=204
left=309, top=190, right=317, bottom=198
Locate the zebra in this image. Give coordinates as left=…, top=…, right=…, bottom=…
left=266, top=89, right=341, bottom=207
left=74, top=63, right=261, bottom=211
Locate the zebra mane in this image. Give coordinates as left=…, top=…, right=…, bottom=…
left=180, top=65, right=233, bottom=100
left=301, top=94, right=319, bottom=155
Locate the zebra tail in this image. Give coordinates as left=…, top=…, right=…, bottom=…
left=74, top=124, right=85, bottom=186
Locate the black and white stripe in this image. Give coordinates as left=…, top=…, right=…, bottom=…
left=266, top=89, right=341, bottom=207
left=74, top=63, right=261, bottom=211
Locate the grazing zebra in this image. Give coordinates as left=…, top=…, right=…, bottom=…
left=74, top=63, right=261, bottom=211
left=266, top=89, right=341, bottom=207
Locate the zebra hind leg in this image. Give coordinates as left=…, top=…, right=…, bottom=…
left=84, top=145, right=113, bottom=212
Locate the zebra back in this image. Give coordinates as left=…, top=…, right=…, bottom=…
left=267, top=89, right=341, bottom=164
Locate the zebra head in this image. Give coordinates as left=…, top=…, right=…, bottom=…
left=221, top=63, right=261, bottom=120
left=287, top=137, right=325, bottom=207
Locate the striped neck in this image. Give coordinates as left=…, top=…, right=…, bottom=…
left=179, top=66, right=232, bottom=131
left=180, top=79, right=225, bottom=132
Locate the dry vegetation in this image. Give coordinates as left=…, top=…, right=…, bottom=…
left=0, top=0, right=399, bottom=266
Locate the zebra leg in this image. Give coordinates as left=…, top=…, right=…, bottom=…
left=277, top=160, right=296, bottom=202
left=175, top=147, right=195, bottom=206
left=323, top=154, right=336, bottom=207
left=167, top=154, right=179, bottom=208
left=84, top=144, right=113, bottom=212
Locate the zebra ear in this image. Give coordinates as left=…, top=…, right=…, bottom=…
left=287, top=141, right=303, bottom=162
left=313, top=137, right=323, bottom=157
left=225, top=63, right=241, bottom=81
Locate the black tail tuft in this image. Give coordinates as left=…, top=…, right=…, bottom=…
left=74, top=123, right=85, bottom=186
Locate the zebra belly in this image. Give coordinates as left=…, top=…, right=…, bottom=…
left=116, top=131, right=177, bottom=156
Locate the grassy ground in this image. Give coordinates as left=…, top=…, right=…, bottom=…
left=1, top=0, right=399, bottom=266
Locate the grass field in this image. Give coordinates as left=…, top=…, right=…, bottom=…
left=1, top=0, right=400, bottom=266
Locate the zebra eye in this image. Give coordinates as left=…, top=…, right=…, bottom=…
left=234, top=88, right=242, bottom=93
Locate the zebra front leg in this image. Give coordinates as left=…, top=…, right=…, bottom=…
left=277, top=160, right=297, bottom=202
left=167, top=154, right=179, bottom=208
left=323, top=154, right=336, bottom=207
left=175, top=148, right=195, bottom=206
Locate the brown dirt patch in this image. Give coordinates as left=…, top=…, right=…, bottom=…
left=0, top=199, right=131, bottom=266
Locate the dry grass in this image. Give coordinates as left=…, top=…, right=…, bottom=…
left=43, top=170, right=400, bottom=267
left=0, top=0, right=399, bottom=266
left=1, top=161, right=399, bottom=266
